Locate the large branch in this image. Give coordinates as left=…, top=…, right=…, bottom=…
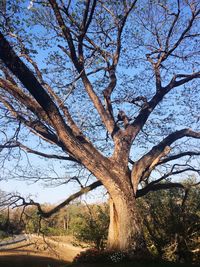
left=129, top=70, right=200, bottom=140
left=6, top=32, right=82, bottom=136
left=0, top=33, right=121, bottom=190
left=12, top=180, right=102, bottom=218
left=0, top=96, right=60, bottom=145
left=143, top=129, right=200, bottom=169
left=102, top=1, right=137, bottom=128
left=113, top=0, right=138, bottom=66
left=0, top=32, right=63, bottom=118
left=0, top=79, right=51, bottom=124
left=137, top=180, right=200, bottom=198
left=129, top=6, right=200, bottom=140
left=0, top=32, right=95, bottom=159
left=49, top=1, right=117, bottom=136
left=164, top=0, right=180, bottom=52
left=147, top=4, right=200, bottom=66
left=165, top=71, right=200, bottom=89
left=162, top=7, right=200, bottom=63
left=9, top=178, right=198, bottom=218
left=137, top=182, right=185, bottom=198
left=48, top=0, right=81, bottom=71
left=103, top=66, right=117, bottom=120
left=131, top=128, right=200, bottom=192
left=102, top=0, right=137, bottom=126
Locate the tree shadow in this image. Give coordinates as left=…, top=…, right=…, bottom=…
left=0, top=242, right=35, bottom=251
left=0, top=254, right=69, bottom=267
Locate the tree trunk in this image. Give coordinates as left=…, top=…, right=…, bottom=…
left=107, top=193, right=147, bottom=256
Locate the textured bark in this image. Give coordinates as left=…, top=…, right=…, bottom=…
left=107, top=192, right=147, bottom=253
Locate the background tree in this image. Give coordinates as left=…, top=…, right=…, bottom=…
left=139, top=179, right=200, bottom=263
left=0, top=0, right=200, bottom=254
left=0, top=190, right=24, bottom=235
left=72, top=204, right=109, bottom=250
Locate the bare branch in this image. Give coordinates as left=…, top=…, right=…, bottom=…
left=145, top=165, right=200, bottom=189
left=113, top=0, right=138, bottom=66
left=137, top=181, right=200, bottom=198
left=166, top=71, right=200, bottom=89
left=11, top=180, right=102, bottom=218
left=129, top=71, right=200, bottom=140
left=164, top=0, right=180, bottom=51
left=131, top=128, right=200, bottom=192
left=0, top=141, right=79, bottom=163
left=157, top=151, right=200, bottom=165
left=137, top=182, right=185, bottom=197
left=48, top=0, right=81, bottom=71
left=162, top=8, right=200, bottom=63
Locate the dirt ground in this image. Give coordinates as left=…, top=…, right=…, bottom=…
left=0, top=235, right=84, bottom=267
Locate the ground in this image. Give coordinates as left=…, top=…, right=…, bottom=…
left=0, top=234, right=84, bottom=267
left=0, top=235, right=199, bottom=267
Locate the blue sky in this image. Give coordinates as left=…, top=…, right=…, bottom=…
left=0, top=179, right=68, bottom=203
left=0, top=177, right=106, bottom=204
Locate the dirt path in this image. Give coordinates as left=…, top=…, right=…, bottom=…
left=0, top=235, right=84, bottom=267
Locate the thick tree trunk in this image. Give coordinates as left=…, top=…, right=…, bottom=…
left=107, top=193, right=147, bottom=255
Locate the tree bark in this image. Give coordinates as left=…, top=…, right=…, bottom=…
left=107, top=192, right=147, bottom=255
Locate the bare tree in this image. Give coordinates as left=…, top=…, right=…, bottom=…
left=0, top=0, right=200, bottom=254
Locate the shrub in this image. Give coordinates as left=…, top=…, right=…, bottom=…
left=73, top=249, right=130, bottom=263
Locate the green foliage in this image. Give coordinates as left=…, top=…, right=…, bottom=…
left=24, top=207, right=41, bottom=234
left=139, top=184, right=200, bottom=263
left=72, top=204, right=109, bottom=250
left=24, top=207, right=67, bottom=236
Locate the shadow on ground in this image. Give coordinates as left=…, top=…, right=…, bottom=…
left=0, top=254, right=69, bottom=267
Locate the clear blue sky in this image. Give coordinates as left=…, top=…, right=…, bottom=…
left=0, top=178, right=106, bottom=204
